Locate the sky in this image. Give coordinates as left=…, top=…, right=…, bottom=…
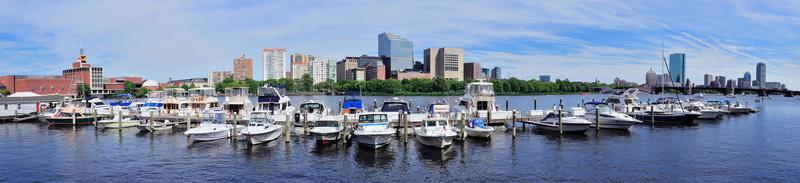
left=0, top=0, right=798, bottom=89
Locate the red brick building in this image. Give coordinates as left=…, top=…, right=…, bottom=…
left=0, top=75, right=75, bottom=95
left=62, top=48, right=108, bottom=95
left=365, top=63, right=386, bottom=80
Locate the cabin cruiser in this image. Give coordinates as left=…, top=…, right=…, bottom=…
left=415, top=118, right=457, bottom=148
left=340, top=91, right=364, bottom=115
left=309, top=116, right=343, bottom=142
left=296, top=100, right=329, bottom=122
left=353, top=112, right=395, bottom=148
left=138, top=91, right=165, bottom=117
left=44, top=105, right=95, bottom=125
left=630, top=105, right=701, bottom=124
left=184, top=110, right=233, bottom=141
left=187, top=87, right=220, bottom=114
left=97, top=115, right=142, bottom=129
left=379, top=97, right=414, bottom=123
left=87, top=98, right=133, bottom=116
left=706, top=101, right=755, bottom=114
left=223, top=87, right=253, bottom=119
left=684, top=100, right=724, bottom=119
left=454, top=80, right=512, bottom=123
left=427, top=100, right=450, bottom=118
left=528, top=110, right=592, bottom=133
left=577, top=102, right=642, bottom=130
left=163, top=88, right=190, bottom=116
left=603, top=88, right=644, bottom=113
left=239, top=111, right=283, bottom=145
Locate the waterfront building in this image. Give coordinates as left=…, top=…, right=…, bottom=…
left=62, top=48, right=109, bottom=95
left=463, top=62, right=481, bottom=81
left=232, top=54, right=253, bottom=81
left=365, top=62, right=386, bottom=80
left=207, top=71, right=232, bottom=87
left=336, top=58, right=358, bottom=82
left=668, top=53, right=686, bottom=86
left=645, top=69, right=657, bottom=87
left=349, top=68, right=366, bottom=81
left=481, top=68, right=491, bottom=80
left=378, top=32, right=413, bottom=73
left=540, top=75, right=551, bottom=83
left=309, top=57, right=329, bottom=84
left=262, top=48, right=285, bottom=80
left=103, top=77, right=144, bottom=93
left=396, top=71, right=433, bottom=80
left=756, top=62, right=766, bottom=88
left=715, top=76, right=727, bottom=88
left=0, top=75, right=75, bottom=95
left=290, top=53, right=310, bottom=80
left=168, top=78, right=210, bottom=88
left=424, top=47, right=464, bottom=81
left=491, top=67, right=502, bottom=80
left=704, top=74, right=713, bottom=87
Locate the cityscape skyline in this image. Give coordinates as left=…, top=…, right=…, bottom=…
left=0, top=1, right=797, bottom=89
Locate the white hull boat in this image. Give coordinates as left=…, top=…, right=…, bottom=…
left=464, top=126, right=494, bottom=138
left=354, top=132, right=393, bottom=148
left=415, top=118, right=457, bottom=148
left=530, top=112, right=592, bottom=133
left=577, top=103, right=642, bottom=131
left=97, top=115, right=141, bottom=129
left=240, top=125, right=283, bottom=145
left=310, top=127, right=342, bottom=142
left=185, top=124, right=231, bottom=141
left=354, top=112, right=395, bottom=148
left=136, top=120, right=175, bottom=132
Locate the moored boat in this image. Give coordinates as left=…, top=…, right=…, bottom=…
left=239, top=111, right=283, bottom=145
left=414, top=118, right=457, bottom=148
left=529, top=111, right=592, bottom=133
left=309, top=117, right=343, bottom=142
left=353, top=112, right=395, bottom=148
left=184, top=110, right=232, bottom=142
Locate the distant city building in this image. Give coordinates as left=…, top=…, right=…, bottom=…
left=668, top=53, right=686, bottom=86
left=309, top=57, right=329, bottom=84
left=710, top=80, right=720, bottom=88
left=766, top=82, right=783, bottom=90
left=327, top=60, right=337, bottom=83
left=396, top=71, right=433, bottom=80
left=365, top=62, right=386, bottom=80
left=756, top=62, right=766, bottom=88
left=743, top=72, right=751, bottom=82
left=737, top=78, right=751, bottom=89
left=412, top=61, right=425, bottom=72
left=208, top=71, right=232, bottom=87
left=463, top=62, right=481, bottom=81
left=336, top=58, right=358, bottom=81
left=424, top=47, right=464, bottom=81
left=481, top=68, right=491, bottom=80
left=349, top=68, right=366, bottom=81
left=232, top=54, right=253, bottom=81
left=348, top=55, right=389, bottom=69
left=0, top=75, right=75, bottom=95
left=168, top=78, right=209, bottom=88
left=290, top=53, right=310, bottom=80
left=645, top=69, right=657, bottom=86
left=715, top=76, right=727, bottom=88
left=378, top=32, right=413, bottom=73
left=63, top=48, right=108, bottom=95
left=539, top=75, right=551, bottom=83
left=262, top=48, right=286, bottom=80
left=703, top=74, right=713, bottom=87
left=726, top=79, right=736, bottom=89
left=491, top=67, right=502, bottom=80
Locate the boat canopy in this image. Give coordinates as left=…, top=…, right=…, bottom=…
left=380, top=102, right=410, bottom=113
left=342, top=99, right=363, bottom=109
left=470, top=118, right=486, bottom=128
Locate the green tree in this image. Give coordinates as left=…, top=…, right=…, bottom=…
left=122, top=81, right=136, bottom=94
left=134, top=88, right=150, bottom=98
left=300, top=74, right=314, bottom=92
left=77, top=84, right=91, bottom=98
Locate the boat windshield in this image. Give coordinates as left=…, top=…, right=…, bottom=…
left=258, top=87, right=286, bottom=96
left=381, top=102, right=409, bottom=112
left=424, top=120, right=446, bottom=127
left=359, top=114, right=388, bottom=123
left=315, top=121, right=339, bottom=127
left=467, top=84, right=494, bottom=97
left=300, top=103, right=324, bottom=113
left=201, top=112, right=225, bottom=124
left=249, top=113, right=272, bottom=126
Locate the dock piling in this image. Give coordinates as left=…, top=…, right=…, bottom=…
left=402, top=112, right=408, bottom=144
left=650, top=105, right=655, bottom=125
left=93, top=108, right=98, bottom=127
left=460, top=112, right=466, bottom=140
left=558, top=106, right=563, bottom=135
left=233, top=113, right=238, bottom=140
left=149, top=111, right=154, bottom=131
left=342, top=115, right=349, bottom=144
left=595, top=105, right=600, bottom=131
left=118, top=111, right=123, bottom=132
left=72, top=109, right=77, bottom=125
left=185, top=114, right=191, bottom=130
left=533, top=98, right=537, bottom=110
left=285, top=114, right=290, bottom=143
left=505, top=97, right=509, bottom=111
left=303, top=112, right=308, bottom=136
left=512, top=110, right=516, bottom=139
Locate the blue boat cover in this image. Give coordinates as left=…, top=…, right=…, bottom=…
left=342, top=99, right=363, bottom=109
left=471, top=118, right=486, bottom=128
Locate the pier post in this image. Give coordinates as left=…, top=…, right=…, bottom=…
left=533, top=98, right=537, bottom=110
left=185, top=114, right=190, bottom=130
left=233, top=113, right=238, bottom=140
left=416, top=106, right=420, bottom=113
left=558, top=106, right=563, bottom=135
left=72, top=109, right=77, bottom=126
left=460, top=112, right=466, bottom=140
left=285, top=114, right=290, bottom=143
left=110, top=106, right=114, bottom=120
left=374, top=99, right=377, bottom=111
left=93, top=108, right=98, bottom=128
left=149, top=111, right=154, bottom=131
left=595, top=105, right=600, bottom=131
left=303, top=112, right=308, bottom=136
left=505, top=97, right=509, bottom=111
left=118, top=111, right=123, bottom=132
left=342, top=115, right=349, bottom=144
left=650, top=105, right=655, bottom=125
left=512, top=110, right=516, bottom=139
left=402, top=112, right=408, bottom=144
left=487, top=105, right=492, bottom=125
left=338, top=100, right=342, bottom=114
left=582, top=98, right=585, bottom=107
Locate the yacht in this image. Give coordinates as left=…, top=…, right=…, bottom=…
left=309, top=116, right=343, bottom=142
left=184, top=110, right=232, bottom=141
left=454, top=80, right=513, bottom=123
left=255, top=86, right=294, bottom=117
left=414, top=118, right=457, bottom=148
left=353, top=112, right=395, bottom=148
left=340, top=91, right=364, bottom=115
left=603, top=88, right=644, bottom=113
left=223, top=87, right=253, bottom=119
left=136, top=119, right=175, bottom=132
left=187, top=87, right=220, bottom=114
left=44, top=105, right=95, bottom=125
left=239, top=111, right=283, bottom=145
left=379, top=97, right=411, bottom=123
left=97, top=115, right=142, bottom=129
left=528, top=110, right=592, bottom=133
left=685, top=100, right=724, bottom=119
left=630, top=105, right=701, bottom=124
left=138, top=91, right=165, bottom=117
left=296, top=100, right=329, bottom=122
left=427, top=100, right=450, bottom=118
left=706, top=101, right=755, bottom=114
left=163, top=88, right=190, bottom=116
left=578, top=102, right=642, bottom=130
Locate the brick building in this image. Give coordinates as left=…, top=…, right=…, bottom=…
left=0, top=75, right=75, bottom=95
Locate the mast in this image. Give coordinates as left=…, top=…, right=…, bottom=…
left=660, top=42, right=686, bottom=112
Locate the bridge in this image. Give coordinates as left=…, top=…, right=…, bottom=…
left=645, top=86, right=799, bottom=97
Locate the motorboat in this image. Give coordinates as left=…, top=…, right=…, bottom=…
left=603, top=88, right=644, bottom=113
left=379, top=97, right=411, bottom=123
left=427, top=100, right=450, bottom=118
left=353, top=112, right=395, bottom=148
left=461, top=118, right=494, bottom=138
left=184, top=110, right=233, bottom=141
left=136, top=119, right=175, bottom=132
left=630, top=105, right=701, bottom=125
left=578, top=102, right=642, bottom=130
left=528, top=111, right=592, bottom=133
left=309, top=116, right=343, bottom=142
left=414, top=118, right=457, bottom=148
left=44, top=106, right=95, bottom=125
left=97, top=115, right=142, bottom=129
left=706, top=101, right=755, bottom=114
left=295, top=100, right=329, bottom=122
left=684, top=100, right=724, bottom=119
left=187, top=87, right=220, bottom=114
left=453, top=80, right=512, bottom=123
left=163, top=88, right=190, bottom=116
left=239, top=111, right=283, bottom=145
left=138, top=91, right=165, bottom=117
left=340, top=91, right=363, bottom=115
left=223, top=87, right=254, bottom=119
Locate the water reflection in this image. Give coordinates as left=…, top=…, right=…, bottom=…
left=416, top=144, right=455, bottom=166
left=532, top=130, right=589, bottom=141
left=310, top=141, right=342, bottom=157
left=354, top=144, right=395, bottom=169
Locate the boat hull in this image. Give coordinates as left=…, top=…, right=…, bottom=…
left=634, top=113, right=699, bottom=124
left=100, top=122, right=140, bottom=129
left=415, top=135, right=455, bottom=148
left=45, top=117, right=95, bottom=125
left=310, top=131, right=341, bottom=142
left=242, top=126, right=284, bottom=145
left=464, top=127, right=493, bottom=138
left=697, top=111, right=723, bottom=119
left=354, top=134, right=392, bottom=148
left=187, top=129, right=230, bottom=141
left=532, top=122, right=590, bottom=133
left=137, top=123, right=174, bottom=132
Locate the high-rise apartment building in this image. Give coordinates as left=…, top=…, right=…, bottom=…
left=378, top=32, right=413, bottom=73
left=481, top=68, right=491, bottom=80
left=424, top=47, right=464, bottom=81
left=232, top=54, right=253, bottom=81
left=262, top=48, right=285, bottom=80
left=756, top=62, right=766, bottom=88
left=336, top=58, right=358, bottom=81
left=669, top=53, right=686, bottom=86
left=703, top=74, right=713, bottom=87
left=365, top=62, right=386, bottom=80
left=207, top=71, right=232, bottom=87
left=463, top=62, right=481, bottom=81
left=327, top=60, right=337, bottom=83
left=291, top=53, right=310, bottom=80
left=309, top=57, right=329, bottom=84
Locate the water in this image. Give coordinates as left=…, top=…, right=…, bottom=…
left=2, top=94, right=799, bottom=182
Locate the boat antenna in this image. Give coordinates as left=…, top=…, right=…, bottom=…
left=660, top=41, right=685, bottom=113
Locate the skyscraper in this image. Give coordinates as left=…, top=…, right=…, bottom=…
left=743, top=72, right=751, bottom=81
left=491, top=67, right=502, bottom=80
left=646, top=69, right=657, bottom=87
left=378, top=32, right=413, bottom=73
left=756, top=62, right=766, bottom=88
left=309, top=57, right=329, bottom=84
left=481, top=68, right=491, bottom=80
left=232, top=54, right=253, bottom=81
left=703, top=74, right=713, bottom=87
left=424, top=47, right=464, bottom=81
left=668, top=53, right=686, bottom=86
left=715, top=76, right=726, bottom=88
left=262, top=48, right=285, bottom=80
left=327, top=60, right=337, bottom=83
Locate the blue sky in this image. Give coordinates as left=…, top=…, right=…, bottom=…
left=0, top=1, right=798, bottom=89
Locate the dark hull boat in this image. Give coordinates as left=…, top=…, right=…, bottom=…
left=633, top=111, right=700, bottom=125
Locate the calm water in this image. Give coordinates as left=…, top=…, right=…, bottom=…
left=2, top=94, right=799, bottom=182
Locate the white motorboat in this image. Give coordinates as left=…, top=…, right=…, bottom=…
left=97, top=115, right=141, bottom=129
left=529, top=111, right=592, bottom=133
left=453, top=80, right=513, bottom=123
left=184, top=110, right=232, bottom=141
left=457, top=118, right=494, bottom=138
left=255, top=86, right=295, bottom=122
left=578, top=102, right=642, bottom=130
left=309, top=116, right=343, bottom=142
left=353, top=112, right=395, bottom=148
left=136, top=119, right=175, bottom=132
left=685, top=100, right=724, bottom=119
left=223, top=87, right=254, bottom=119
left=414, top=118, right=457, bottom=148
left=603, top=88, right=645, bottom=113
left=239, top=111, right=283, bottom=145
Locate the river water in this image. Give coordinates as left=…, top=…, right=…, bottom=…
left=1, top=94, right=798, bottom=182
